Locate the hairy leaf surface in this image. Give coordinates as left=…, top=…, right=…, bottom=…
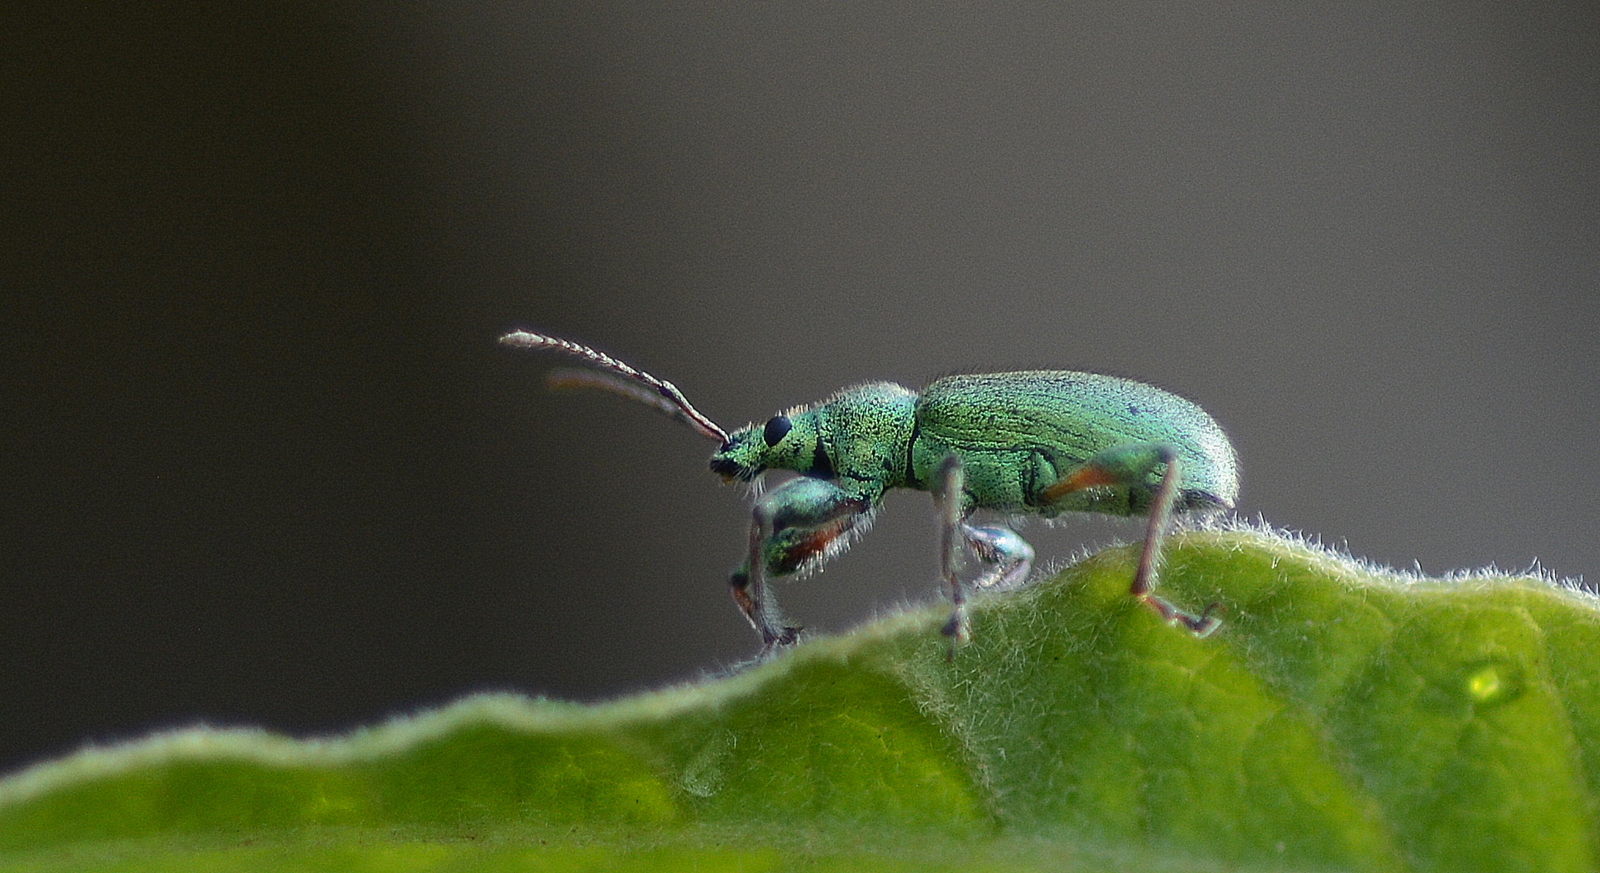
left=3, top=529, right=1595, bottom=872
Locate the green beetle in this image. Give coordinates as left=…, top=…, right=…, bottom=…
left=502, top=331, right=1238, bottom=655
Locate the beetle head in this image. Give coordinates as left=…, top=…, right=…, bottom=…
left=710, top=408, right=828, bottom=483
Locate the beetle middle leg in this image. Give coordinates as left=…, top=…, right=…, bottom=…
left=1042, top=442, right=1220, bottom=636
left=935, top=455, right=1035, bottom=649
left=729, top=477, right=875, bottom=654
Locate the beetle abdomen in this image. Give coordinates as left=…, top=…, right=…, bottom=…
left=914, top=371, right=1238, bottom=511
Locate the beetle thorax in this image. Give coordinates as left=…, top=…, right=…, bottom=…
left=814, top=382, right=919, bottom=485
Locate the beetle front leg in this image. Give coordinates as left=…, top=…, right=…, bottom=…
left=1042, top=443, right=1220, bottom=636
left=729, top=477, right=875, bottom=655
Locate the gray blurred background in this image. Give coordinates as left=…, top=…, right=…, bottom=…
left=4, top=3, right=1596, bottom=773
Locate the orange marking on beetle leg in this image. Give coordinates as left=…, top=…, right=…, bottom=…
left=1042, top=465, right=1120, bottom=502
left=771, top=519, right=851, bottom=574
left=793, top=528, right=840, bottom=558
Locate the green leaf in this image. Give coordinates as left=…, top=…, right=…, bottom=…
left=4, top=528, right=1598, bottom=872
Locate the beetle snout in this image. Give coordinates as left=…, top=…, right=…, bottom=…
left=710, top=455, right=756, bottom=482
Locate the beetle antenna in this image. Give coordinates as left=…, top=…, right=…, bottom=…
left=499, top=330, right=731, bottom=445
left=545, top=368, right=731, bottom=442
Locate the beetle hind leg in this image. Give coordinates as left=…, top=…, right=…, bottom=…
left=1042, top=443, right=1221, bottom=637
left=1130, top=452, right=1221, bottom=635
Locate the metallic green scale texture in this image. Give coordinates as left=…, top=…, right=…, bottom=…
left=501, top=331, right=1238, bottom=657
left=911, top=371, right=1238, bottom=517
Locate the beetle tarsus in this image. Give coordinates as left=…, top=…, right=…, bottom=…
left=755, top=626, right=803, bottom=659
left=964, top=524, right=1034, bottom=590
left=1186, top=601, right=1224, bottom=637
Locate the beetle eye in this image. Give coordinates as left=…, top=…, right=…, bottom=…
left=762, top=415, right=792, bottom=446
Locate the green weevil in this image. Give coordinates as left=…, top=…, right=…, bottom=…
left=500, top=330, right=1238, bottom=655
